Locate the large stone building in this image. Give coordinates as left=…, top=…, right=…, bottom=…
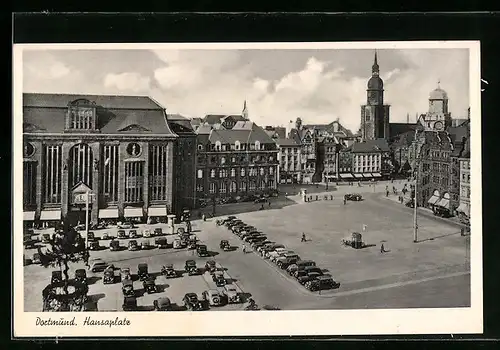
left=288, top=118, right=317, bottom=183
left=350, top=139, right=392, bottom=181
left=22, top=93, right=195, bottom=227
left=447, top=120, right=470, bottom=212
left=457, top=137, right=471, bottom=224
left=276, top=137, right=302, bottom=184
left=360, top=52, right=390, bottom=141
left=195, top=120, right=279, bottom=206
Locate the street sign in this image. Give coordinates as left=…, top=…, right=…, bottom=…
left=73, top=192, right=95, bottom=204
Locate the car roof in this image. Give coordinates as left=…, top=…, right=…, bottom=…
left=157, top=297, right=171, bottom=304
left=138, top=263, right=148, bottom=267
left=317, top=275, right=333, bottom=280
left=186, top=260, right=196, bottom=264
left=93, top=261, right=106, bottom=265
left=225, top=284, right=237, bottom=289
left=185, top=292, right=197, bottom=297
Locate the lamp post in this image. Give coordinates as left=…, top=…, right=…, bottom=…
left=412, top=140, right=420, bottom=244
left=84, top=191, right=95, bottom=248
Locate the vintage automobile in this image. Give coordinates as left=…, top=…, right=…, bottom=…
left=202, top=289, right=223, bottom=306
left=142, top=229, right=152, bottom=238
left=32, top=253, right=41, bottom=265
left=128, top=240, right=140, bottom=251
left=154, top=228, right=163, bottom=236
left=261, top=244, right=285, bottom=257
left=185, top=260, right=199, bottom=276
left=172, top=239, right=183, bottom=249
left=122, top=279, right=135, bottom=297
left=287, top=260, right=316, bottom=276
left=117, top=229, right=127, bottom=239
left=122, top=296, right=137, bottom=311
left=297, top=271, right=322, bottom=285
left=74, top=269, right=87, bottom=285
left=128, top=230, right=138, bottom=238
left=120, top=267, right=131, bottom=281
left=345, top=193, right=363, bottom=201
left=212, top=271, right=226, bottom=287
left=183, top=293, right=204, bottom=311
left=101, top=232, right=112, bottom=240
left=434, top=206, right=453, bottom=218
left=245, top=235, right=267, bottom=244
left=103, top=267, right=117, bottom=284
left=276, top=253, right=301, bottom=269
left=187, top=239, right=197, bottom=250
left=254, top=197, right=267, bottom=203
left=154, top=237, right=168, bottom=249
left=204, top=260, right=217, bottom=274
left=117, top=221, right=135, bottom=229
left=109, top=239, right=121, bottom=251
left=51, top=271, right=62, bottom=285
left=153, top=297, right=172, bottom=311
left=90, top=259, right=108, bottom=273
left=268, top=248, right=288, bottom=262
left=41, top=233, right=51, bottom=244
left=252, top=240, right=273, bottom=250
left=305, top=275, right=340, bottom=291
left=143, top=277, right=158, bottom=294
left=222, top=284, right=240, bottom=304
left=196, top=244, right=209, bottom=257
left=87, top=232, right=96, bottom=242
left=141, top=240, right=153, bottom=250
left=219, top=240, right=230, bottom=251
left=137, top=263, right=150, bottom=281
left=161, top=264, right=178, bottom=278
left=89, top=241, right=101, bottom=251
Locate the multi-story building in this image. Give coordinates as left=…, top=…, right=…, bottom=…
left=457, top=138, right=471, bottom=224
left=289, top=118, right=317, bottom=183
left=350, top=139, right=391, bottom=181
left=360, top=52, right=391, bottom=141
left=276, top=138, right=302, bottom=184
left=448, top=120, right=470, bottom=212
left=317, top=136, right=340, bottom=183
left=22, top=93, right=195, bottom=227
left=195, top=120, right=279, bottom=206
left=338, top=146, right=354, bottom=182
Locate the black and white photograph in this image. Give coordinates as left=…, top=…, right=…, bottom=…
left=13, top=41, right=482, bottom=337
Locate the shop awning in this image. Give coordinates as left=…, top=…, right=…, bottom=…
left=427, top=195, right=440, bottom=205
left=353, top=173, right=363, bottom=178
left=124, top=207, right=144, bottom=218
left=23, top=211, right=35, bottom=221
left=98, top=208, right=119, bottom=219
left=339, top=173, right=353, bottom=179
left=362, top=173, right=372, bottom=178
left=40, top=210, right=61, bottom=221
left=372, top=173, right=382, bottom=177
left=148, top=207, right=167, bottom=217
left=436, top=198, right=450, bottom=209
left=456, top=203, right=470, bottom=216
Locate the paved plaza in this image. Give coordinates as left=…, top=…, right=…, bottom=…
left=24, top=188, right=470, bottom=311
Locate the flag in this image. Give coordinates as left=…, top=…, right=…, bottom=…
left=104, top=157, right=110, bottom=166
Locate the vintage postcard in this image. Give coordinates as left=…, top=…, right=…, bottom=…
left=13, top=41, right=482, bottom=337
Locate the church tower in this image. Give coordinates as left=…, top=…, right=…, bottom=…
left=242, top=100, right=249, bottom=120
left=360, top=51, right=391, bottom=140
left=419, top=81, right=452, bottom=131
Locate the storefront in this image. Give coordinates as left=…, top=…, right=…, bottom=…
left=339, top=173, right=354, bottom=182
left=427, top=190, right=441, bottom=209
left=123, top=207, right=144, bottom=223
left=147, top=206, right=168, bottom=224
left=456, top=202, right=470, bottom=224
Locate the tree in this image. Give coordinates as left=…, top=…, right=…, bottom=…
left=38, top=222, right=89, bottom=297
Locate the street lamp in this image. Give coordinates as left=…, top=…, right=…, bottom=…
left=412, top=140, right=421, bottom=243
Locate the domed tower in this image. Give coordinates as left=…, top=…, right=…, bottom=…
left=360, top=51, right=391, bottom=140
left=420, top=81, right=452, bottom=131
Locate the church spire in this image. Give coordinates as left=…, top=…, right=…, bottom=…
left=242, top=100, right=249, bottom=120
left=372, top=50, right=379, bottom=76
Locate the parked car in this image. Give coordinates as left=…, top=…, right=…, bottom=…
left=155, top=237, right=168, bottom=249
left=51, top=270, right=62, bottom=285
left=122, top=279, right=135, bottom=297
left=252, top=240, right=273, bottom=250
left=196, top=244, right=209, bottom=257
left=89, top=241, right=101, bottom=251
left=204, top=260, right=217, bottom=274
left=41, top=233, right=51, bottom=244
left=143, top=277, right=158, bottom=294
left=305, top=275, right=340, bottom=291
left=298, top=271, right=322, bottom=285
left=109, top=239, right=121, bottom=251
left=154, top=228, right=163, bottom=236
left=117, top=230, right=127, bottom=239
left=202, top=289, right=223, bottom=306
left=142, top=229, right=152, bottom=238
left=90, top=259, right=108, bottom=273
left=276, top=253, right=301, bottom=269
left=120, top=267, right=131, bottom=281
left=103, top=267, right=117, bottom=284
left=187, top=239, right=197, bottom=250
left=141, top=240, right=153, bottom=250
left=161, top=264, right=178, bottom=278
left=137, top=263, right=150, bottom=281
left=101, top=232, right=112, bottom=240
left=254, top=197, right=267, bottom=203
left=173, top=239, right=183, bottom=249
left=153, top=297, right=172, bottom=311
left=219, top=240, right=231, bottom=251
left=129, top=230, right=138, bottom=238
left=246, top=235, right=267, bottom=244
left=185, top=260, right=199, bottom=275
left=212, top=271, right=226, bottom=287
left=122, top=296, right=137, bottom=311
left=87, top=232, right=96, bottom=242
left=345, top=193, right=363, bottom=201
left=287, top=260, right=316, bottom=276
left=183, top=293, right=204, bottom=311
left=118, top=222, right=135, bottom=229
left=304, top=266, right=323, bottom=275
left=128, top=240, right=140, bottom=251
left=32, top=253, right=41, bottom=265
left=222, top=284, right=240, bottom=304
left=74, top=269, right=87, bottom=285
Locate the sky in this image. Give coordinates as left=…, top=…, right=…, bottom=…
left=22, top=47, right=470, bottom=132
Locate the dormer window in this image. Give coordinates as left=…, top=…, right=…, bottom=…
left=255, top=141, right=261, bottom=150
left=66, top=99, right=97, bottom=131
left=215, top=141, right=222, bottom=151
left=235, top=140, right=241, bottom=150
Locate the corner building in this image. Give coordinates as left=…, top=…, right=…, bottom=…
left=22, top=93, right=195, bottom=226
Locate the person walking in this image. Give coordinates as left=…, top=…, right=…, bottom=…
left=301, top=232, right=307, bottom=242
left=343, top=196, right=347, bottom=205
left=380, top=243, right=386, bottom=254
left=242, top=244, right=246, bottom=254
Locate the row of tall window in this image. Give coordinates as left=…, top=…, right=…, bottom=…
left=199, top=167, right=276, bottom=179
left=202, top=180, right=276, bottom=194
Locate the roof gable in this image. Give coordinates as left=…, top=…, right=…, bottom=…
left=118, top=124, right=152, bottom=133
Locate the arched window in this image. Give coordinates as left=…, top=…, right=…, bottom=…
left=220, top=182, right=227, bottom=194
left=260, top=167, right=265, bottom=176
left=259, top=180, right=266, bottom=190
left=198, top=144, right=204, bottom=151
left=215, top=141, right=222, bottom=151
left=69, top=143, right=93, bottom=188
left=230, top=168, right=236, bottom=177
left=249, top=181, right=256, bottom=191
left=255, top=141, right=261, bottom=150
left=197, top=169, right=203, bottom=179
left=268, top=180, right=275, bottom=189
left=240, top=181, right=247, bottom=192
left=209, top=182, right=216, bottom=194
left=235, top=140, right=241, bottom=150
left=230, top=181, right=237, bottom=193
left=240, top=168, right=246, bottom=177
left=269, top=167, right=274, bottom=175
left=220, top=157, right=226, bottom=165
left=210, top=169, right=216, bottom=178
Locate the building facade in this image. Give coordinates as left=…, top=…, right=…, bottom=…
left=457, top=139, right=471, bottom=224
left=350, top=139, right=391, bottom=181
left=195, top=121, right=279, bottom=206
left=360, top=52, right=390, bottom=141
left=317, top=136, right=340, bottom=183
left=22, top=93, right=194, bottom=227
left=276, top=138, right=302, bottom=184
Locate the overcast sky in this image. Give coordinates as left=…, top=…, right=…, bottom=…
left=23, top=48, right=470, bottom=132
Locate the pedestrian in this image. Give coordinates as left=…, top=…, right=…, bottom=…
left=242, top=244, right=246, bottom=254
left=330, top=195, right=334, bottom=200
left=202, top=214, right=206, bottom=222
left=386, top=190, right=389, bottom=197
left=380, top=243, right=385, bottom=253
left=268, top=201, right=271, bottom=207
left=343, top=197, right=347, bottom=205
left=301, top=232, right=306, bottom=242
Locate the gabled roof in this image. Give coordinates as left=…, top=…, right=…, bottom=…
left=208, top=122, right=277, bottom=146
left=23, top=92, right=175, bottom=135
left=195, top=123, right=213, bottom=135
left=167, top=119, right=196, bottom=135
left=203, top=114, right=246, bottom=125
left=389, top=123, right=419, bottom=140
left=167, top=113, right=189, bottom=120
left=351, top=139, right=390, bottom=153
left=417, top=130, right=454, bottom=150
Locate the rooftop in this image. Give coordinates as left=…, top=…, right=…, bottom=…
left=351, top=139, right=390, bottom=153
